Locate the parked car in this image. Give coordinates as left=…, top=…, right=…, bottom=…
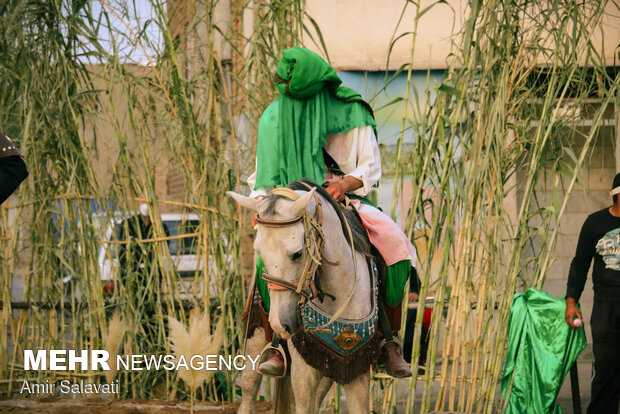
left=98, top=212, right=221, bottom=300
left=59, top=209, right=224, bottom=301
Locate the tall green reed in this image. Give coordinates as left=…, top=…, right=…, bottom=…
left=388, top=1, right=619, bottom=413
left=1, top=1, right=617, bottom=412
left=0, top=0, right=303, bottom=401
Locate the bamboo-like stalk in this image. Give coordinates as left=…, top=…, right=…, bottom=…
left=387, top=1, right=619, bottom=413
left=0, top=0, right=303, bottom=402
left=0, top=0, right=617, bottom=411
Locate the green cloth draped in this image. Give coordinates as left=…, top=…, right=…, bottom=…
left=255, top=256, right=270, bottom=311
left=501, top=288, right=586, bottom=414
left=255, top=46, right=376, bottom=189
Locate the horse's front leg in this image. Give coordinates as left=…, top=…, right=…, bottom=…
left=342, top=372, right=370, bottom=413
left=238, top=328, right=268, bottom=414
left=315, top=377, right=333, bottom=409
left=289, top=342, right=322, bottom=414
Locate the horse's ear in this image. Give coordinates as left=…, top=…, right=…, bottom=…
left=227, top=191, right=260, bottom=212
left=289, top=187, right=316, bottom=217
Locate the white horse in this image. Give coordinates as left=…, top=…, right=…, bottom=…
left=228, top=182, right=377, bottom=414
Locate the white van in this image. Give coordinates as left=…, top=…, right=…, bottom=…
left=96, top=213, right=218, bottom=300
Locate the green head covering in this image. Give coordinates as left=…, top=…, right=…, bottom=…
left=255, top=47, right=377, bottom=189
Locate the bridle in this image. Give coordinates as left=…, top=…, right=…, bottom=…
left=257, top=186, right=328, bottom=303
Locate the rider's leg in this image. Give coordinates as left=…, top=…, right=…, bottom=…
left=258, top=334, right=288, bottom=377
left=255, top=256, right=287, bottom=377
left=378, top=301, right=412, bottom=378
left=350, top=203, right=416, bottom=376
left=378, top=260, right=413, bottom=378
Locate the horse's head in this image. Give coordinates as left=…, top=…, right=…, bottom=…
left=228, top=188, right=317, bottom=340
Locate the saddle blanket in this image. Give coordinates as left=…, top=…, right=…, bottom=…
left=349, top=199, right=416, bottom=267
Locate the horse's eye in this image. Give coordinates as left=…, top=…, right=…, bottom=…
left=291, top=250, right=303, bottom=261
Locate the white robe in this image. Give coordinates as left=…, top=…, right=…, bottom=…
left=247, top=126, right=381, bottom=198
left=248, top=126, right=415, bottom=266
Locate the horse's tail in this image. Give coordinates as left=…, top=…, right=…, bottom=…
left=273, top=376, right=294, bottom=414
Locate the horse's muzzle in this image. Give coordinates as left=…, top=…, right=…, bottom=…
left=276, top=302, right=303, bottom=338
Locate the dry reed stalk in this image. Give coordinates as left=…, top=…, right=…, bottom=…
left=168, top=310, right=224, bottom=390
left=391, top=1, right=619, bottom=412
left=104, top=312, right=126, bottom=384
left=1, top=0, right=617, bottom=410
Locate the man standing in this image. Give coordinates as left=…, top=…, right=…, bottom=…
left=403, top=268, right=430, bottom=370
left=0, top=132, right=28, bottom=205
left=118, top=203, right=156, bottom=286
left=565, top=172, right=620, bottom=414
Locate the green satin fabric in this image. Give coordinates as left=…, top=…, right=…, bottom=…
left=501, top=288, right=586, bottom=414
left=255, top=256, right=270, bottom=311
left=255, top=47, right=376, bottom=189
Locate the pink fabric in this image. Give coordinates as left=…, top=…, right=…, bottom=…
left=349, top=199, right=416, bottom=267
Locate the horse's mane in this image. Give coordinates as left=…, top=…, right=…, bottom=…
left=284, top=179, right=373, bottom=259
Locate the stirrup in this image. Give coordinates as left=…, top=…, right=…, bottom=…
left=257, top=342, right=288, bottom=379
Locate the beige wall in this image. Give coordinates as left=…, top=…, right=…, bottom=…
left=81, top=65, right=182, bottom=211
left=304, top=0, right=463, bottom=70
left=303, top=0, right=620, bottom=70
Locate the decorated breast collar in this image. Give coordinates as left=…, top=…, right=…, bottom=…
left=301, top=259, right=379, bottom=356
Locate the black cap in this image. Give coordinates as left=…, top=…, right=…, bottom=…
left=613, top=173, right=620, bottom=190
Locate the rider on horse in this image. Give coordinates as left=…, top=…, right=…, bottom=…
left=247, top=47, right=416, bottom=378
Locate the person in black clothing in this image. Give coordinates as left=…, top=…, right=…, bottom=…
left=565, top=172, right=620, bottom=414
left=0, top=132, right=28, bottom=205
left=118, top=203, right=156, bottom=290
left=403, top=267, right=430, bottom=370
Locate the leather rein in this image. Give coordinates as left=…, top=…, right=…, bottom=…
left=257, top=186, right=331, bottom=303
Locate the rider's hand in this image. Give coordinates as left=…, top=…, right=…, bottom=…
left=408, top=292, right=419, bottom=303
left=565, top=297, right=583, bottom=329
left=326, top=181, right=346, bottom=201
